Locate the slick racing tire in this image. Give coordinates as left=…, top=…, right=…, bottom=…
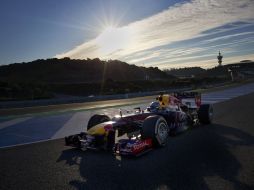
left=141, top=115, right=169, bottom=146
left=87, top=114, right=110, bottom=130
left=198, top=104, right=213, bottom=124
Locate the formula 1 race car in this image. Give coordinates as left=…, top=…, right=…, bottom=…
left=65, top=92, right=213, bottom=156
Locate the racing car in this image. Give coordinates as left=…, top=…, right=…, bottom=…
left=65, top=92, right=213, bottom=156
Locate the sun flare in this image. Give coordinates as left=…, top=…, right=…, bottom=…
left=95, top=26, right=133, bottom=55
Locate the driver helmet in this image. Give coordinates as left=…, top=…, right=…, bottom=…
left=149, top=101, right=160, bottom=112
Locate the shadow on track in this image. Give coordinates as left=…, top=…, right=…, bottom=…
left=57, top=124, right=254, bottom=190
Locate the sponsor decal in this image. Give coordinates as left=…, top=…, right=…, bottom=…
left=132, top=139, right=152, bottom=151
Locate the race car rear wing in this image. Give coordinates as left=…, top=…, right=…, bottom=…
left=172, top=92, right=201, bottom=107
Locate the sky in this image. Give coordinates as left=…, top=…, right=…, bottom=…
left=0, top=0, right=254, bottom=69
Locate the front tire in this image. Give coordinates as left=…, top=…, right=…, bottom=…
left=198, top=104, right=213, bottom=124
left=141, top=115, right=169, bottom=146
left=65, top=133, right=85, bottom=148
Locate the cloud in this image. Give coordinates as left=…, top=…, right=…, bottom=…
left=56, top=0, right=254, bottom=68
left=203, top=32, right=254, bottom=43
left=127, top=47, right=207, bottom=65
left=57, top=40, right=100, bottom=59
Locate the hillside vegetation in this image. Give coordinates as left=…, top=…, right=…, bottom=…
left=0, top=58, right=171, bottom=83
left=0, top=58, right=174, bottom=100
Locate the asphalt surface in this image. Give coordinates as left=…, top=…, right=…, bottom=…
left=0, top=93, right=254, bottom=190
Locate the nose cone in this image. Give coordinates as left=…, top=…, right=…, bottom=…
left=87, top=121, right=114, bottom=135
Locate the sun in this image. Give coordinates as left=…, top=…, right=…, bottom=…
left=95, top=25, right=132, bottom=55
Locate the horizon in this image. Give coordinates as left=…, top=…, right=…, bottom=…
left=0, top=0, right=254, bottom=69
left=2, top=57, right=253, bottom=71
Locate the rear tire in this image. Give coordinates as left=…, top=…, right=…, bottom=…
left=141, top=115, right=169, bottom=146
left=198, top=104, right=213, bottom=124
left=87, top=114, right=110, bottom=130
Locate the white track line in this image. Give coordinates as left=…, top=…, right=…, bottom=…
left=51, top=112, right=90, bottom=139
left=0, top=138, right=58, bottom=149
left=0, top=117, right=32, bottom=130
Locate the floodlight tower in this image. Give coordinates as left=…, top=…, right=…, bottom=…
left=217, top=51, right=223, bottom=66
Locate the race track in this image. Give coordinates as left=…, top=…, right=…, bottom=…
left=1, top=82, right=254, bottom=148
left=0, top=90, right=254, bottom=190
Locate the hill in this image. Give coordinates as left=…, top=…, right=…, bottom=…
left=0, top=58, right=172, bottom=83
left=0, top=58, right=175, bottom=100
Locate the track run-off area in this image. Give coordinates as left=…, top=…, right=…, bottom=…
left=1, top=82, right=254, bottom=148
